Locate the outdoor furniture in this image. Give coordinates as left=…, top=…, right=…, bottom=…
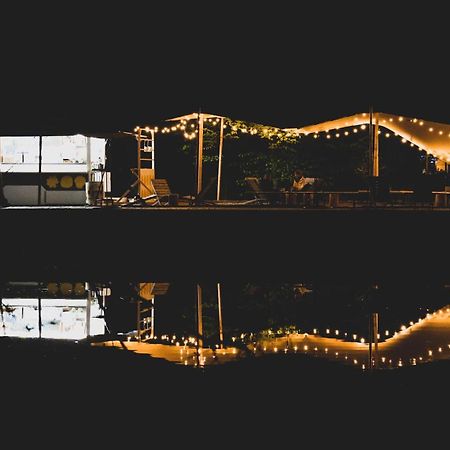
left=150, top=179, right=179, bottom=206
left=244, top=177, right=275, bottom=205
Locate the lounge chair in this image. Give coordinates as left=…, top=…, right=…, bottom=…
left=149, top=179, right=179, bottom=206
left=244, top=177, right=275, bottom=205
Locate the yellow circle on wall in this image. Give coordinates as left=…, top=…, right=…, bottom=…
left=47, top=282, right=59, bottom=295
left=60, top=282, right=73, bottom=295
left=74, top=282, right=86, bottom=296
left=46, top=176, right=59, bottom=189
left=74, top=175, right=86, bottom=189
left=60, top=175, right=74, bottom=189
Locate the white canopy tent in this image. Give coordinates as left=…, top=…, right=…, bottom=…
left=285, top=112, right=450, bottom=173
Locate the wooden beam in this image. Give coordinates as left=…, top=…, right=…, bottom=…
left=373, top=113, right=379, bottom=177
left=197, top=114, right=204, bottom=195
left=216, top=117, right=224, bottom=201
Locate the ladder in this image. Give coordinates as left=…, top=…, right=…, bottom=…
left=137, top=129, right=156, bottom=198
left=135, top=282, right=170, bottom=342
left=136, top=282, right=155, bottom=342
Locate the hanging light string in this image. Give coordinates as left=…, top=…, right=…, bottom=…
left=132, top=113, right=450, bottom=162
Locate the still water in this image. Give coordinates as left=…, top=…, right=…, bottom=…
left=2, top=281, right=450, bottom=370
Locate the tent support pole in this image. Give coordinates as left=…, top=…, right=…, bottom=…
left=197, top=114, right=204, bottom=195
left=216, top=118, right=224, bottom=201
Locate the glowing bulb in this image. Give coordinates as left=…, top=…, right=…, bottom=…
left=439, top=130, right=443, bottom=135
left=385, top=133, right=390, bottom=138
left=419, top=121, right=424, bottom=126
left=303, top=345, right=308, bottom=351
left=335, top=330, right=339, bottom=336
left=336, top=133, right=340, bottom=138
left=344, top=131, right=349, bottom=136
left=413, top=118, right=418, bottom=123
left=360, top=125, right=367, bottom=130
left=401, top=325, right=406, bottom=331
left=401, top=138, right=407, bottom=143
left=410, top=143, right=414, bottom=147
left=326, top=134, right=331, bottom=139
left=353, top=334, right=357, bottom=340
left=274, top=347, right=278, bottom=353
left=429, top=128, right=434, bottom=132
left=353, top=359, right=358, bottom=364
left=381, top=357, right=386, bottom=363
left=353, top=128, right=358, bottom=133
left=313, top=328, right=317, bottom=334
left=389, top=118, right=393, bottom=122
left=428, top=350, right=433, bottom=356
left=439, top=347, right=443, bottom=352
left=360, top=338, right=365, bottom=344
left=409, top=321, right=414, bottom=326
left=399, top=117, right=404, bottom=121
left=313, top=134, right=318, bottom=139
left=326, top=329, right=330, bottom=334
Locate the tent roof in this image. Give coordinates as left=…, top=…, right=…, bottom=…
left=285, top=112, right=450, bottom=161
left=166, top=112, right=225, bottom=121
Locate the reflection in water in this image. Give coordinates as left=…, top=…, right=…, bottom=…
left=1, top=282, right=105, bottom=339
left=2, top=280, right=450, bottom=370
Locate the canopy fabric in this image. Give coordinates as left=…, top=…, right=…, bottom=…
left=167, top=112, right=225, bottom=121
left=286, top=112, right=450, bottom=162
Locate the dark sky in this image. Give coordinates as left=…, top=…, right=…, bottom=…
left=2, top=4, right=448, bottom=134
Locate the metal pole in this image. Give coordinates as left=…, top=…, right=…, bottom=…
left=38, top=296, right=42, bottom=338
left=217, top=283, right=224, bottom=349
left=137, top=128, right=142, bottom=197
left=216, top=117, right=224, bottom=201
left=373, top=312, right=379, bottom=369
left=197, top=114, right=204, bottom=195
left=86, top=288, right=91, bottom=338
left=373, top=113, right=379, bottom=177
left=38, top=136, right=43, bottom=205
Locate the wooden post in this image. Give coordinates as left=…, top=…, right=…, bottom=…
left=196, top=284, right=203, bottom=349
left=373, top=312, right=379, bottom=369
left=197, top=114, right=204, bottom=195
left=369, top=108, right=373, bottom=178
left=216, top=117, right=224, bottom=201
left=373, top=113, right=379, bottom=177
left=38, top=136, right=43, bottom=205
left=217, top=283, right=224, bottom=349
left=368, top=314, right=373, bottom=369
left=136, top=300, right=141, bottom=342
left=86, top=136, right=91, bottom=178
left=150, top=297, right=155, bottom=339
left=137, top=128, right=142, bottom=195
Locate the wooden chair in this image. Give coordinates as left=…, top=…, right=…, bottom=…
left=244, top=177, right=272, bottom=205
left=149, top=179, right=179, bottom=206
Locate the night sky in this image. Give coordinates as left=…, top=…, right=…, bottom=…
left=2, top=5, right=449, bottom=134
